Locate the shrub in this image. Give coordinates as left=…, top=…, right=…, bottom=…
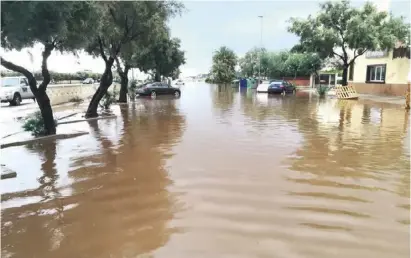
left=316, top=84, right=329, bottom=97
left=128, top=80, right=137, bottom=101
left=22, top=111, right=58, bottom=137
left=69, top=96, right=83, bottom=103
left=99, top=91, right=117, bottom=110
left=205, top=77, right=214, bottom=83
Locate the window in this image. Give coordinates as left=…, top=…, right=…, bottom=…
left=366, top=64, right=386, bottom=83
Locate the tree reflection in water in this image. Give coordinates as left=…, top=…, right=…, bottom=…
left=1, top=99, right=186, bottom=258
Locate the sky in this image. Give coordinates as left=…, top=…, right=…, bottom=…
left=1, top=0, right=410, bottom=78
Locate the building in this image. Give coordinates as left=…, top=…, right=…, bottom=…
left=348, top=0, right=410, bottom=96
left=348, top=47, right=410, bottom=96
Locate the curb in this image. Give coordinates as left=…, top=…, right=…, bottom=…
left=1, top=131, right=89, bottom=149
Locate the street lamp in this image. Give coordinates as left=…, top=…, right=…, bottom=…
left=258, top=15, right=263, bottom=84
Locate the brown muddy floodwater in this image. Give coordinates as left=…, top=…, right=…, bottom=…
left=1, top=83, right=410, bottom=258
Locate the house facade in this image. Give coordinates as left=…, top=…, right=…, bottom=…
left=348, top=47, right=410, bottom=96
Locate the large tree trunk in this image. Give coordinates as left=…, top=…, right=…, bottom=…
left=1, top=44, right=56, bottom=135
left=86, top=59, right=114, bottom=118
left=118, top=65, right=130, bottom=103
left=155, top=72, right=161, bottom=82
left=36, top=90, right=56, bottom=135
left=341, top=63, right=349, bottom=86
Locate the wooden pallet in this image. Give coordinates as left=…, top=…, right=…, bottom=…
left=335, top=85, right=359, bottom=100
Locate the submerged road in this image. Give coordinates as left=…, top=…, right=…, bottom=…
left=1, top=82, right=410, bottom=258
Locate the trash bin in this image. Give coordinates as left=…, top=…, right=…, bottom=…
left=240, top=78, right=247, bottom=88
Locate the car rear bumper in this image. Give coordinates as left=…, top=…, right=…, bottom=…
left=267, top=88, right=284, bottom=94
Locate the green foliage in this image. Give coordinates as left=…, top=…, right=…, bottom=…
left=1, top=1, right=99, bottom=52
left=288, top=0, right=410, bottom=85
left=128, top=80, right=137, bottom=100
left=316, top=84, right=329, bottom=97
left=239, top=50, right=323, bottom=78
left=1, top=71, right=103, bottom=82
left=133, top=27, right=186, bottom=80
left=22, top=111, right=58, bottom=137
left=99, top=91, right=117, bottom=110
left=205, top=77, right=213, bottom=84
left=210, top=46, right=237, bottom=84
left=238, top=47, right=266, bottom=78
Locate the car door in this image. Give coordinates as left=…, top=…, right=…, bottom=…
left=158, top=83, right=170, bottom=95
left=19, top=78, right=30, bottom=98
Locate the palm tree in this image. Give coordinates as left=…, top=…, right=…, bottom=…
left=211, top=46, right=237, bottom=85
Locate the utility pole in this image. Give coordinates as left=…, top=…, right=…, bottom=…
left=258, top=15, right=263, bottom=84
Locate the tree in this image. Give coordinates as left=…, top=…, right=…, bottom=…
left=288, top=0, right=409, bottom=86
left=85, top=1, right=183, bottom=116
left=114, top=42, right=136, bottom=103
left=134, top=26, right=185, bottom=83
left=283, top=52, right=323, bottom=80
left=1, top=1, right=98, bottom=135
left=238, top=47, right=268, bottom=78
left=266, top=51, right=289, bottom=79
left=210, top=46, right=237, bottom=84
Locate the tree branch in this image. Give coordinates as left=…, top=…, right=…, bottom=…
left=114, top=56, right=124, bottom=76
left=98, top=37, right=108, bottom=62
left=0, top=57, right=38, bottom=94
left=109, top=7, right=117, bottom=24
left=332, top=51, right=345, bottom=61
left=124, top=63, right=131, bottom=76
left=349, top=49, right=367, bottom=66
left=38, top=43, right=54, bottom=91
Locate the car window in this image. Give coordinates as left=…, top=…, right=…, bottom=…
left=1, top=78, right=19, bottom=87
left=20, top=78, right=28, bottom=85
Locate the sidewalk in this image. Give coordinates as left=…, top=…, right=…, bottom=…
left=297, top=88, right=407, bottom=107
left=358, top=94, right=406, bottom=106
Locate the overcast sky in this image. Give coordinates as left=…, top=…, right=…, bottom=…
left=1, top=0, right=409, bottom=78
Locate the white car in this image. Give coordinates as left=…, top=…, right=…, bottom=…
left=175, top=79, right=185, bottom=86
left=256, top=80, right=271, bottom=93
left=0, top=76, right=35, bottom=105
left=82, top=78, right=94, bottom=84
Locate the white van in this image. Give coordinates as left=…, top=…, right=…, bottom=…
left=82, top=78, right=94, bottom=84
left=0, top=76, right=35, bottom=105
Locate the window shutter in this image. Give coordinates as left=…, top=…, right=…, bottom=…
left=366, top=66, right=370, bottom=82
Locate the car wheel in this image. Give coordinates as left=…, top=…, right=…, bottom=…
left=12, top=93, right=21, bottom=106
left=151, top=91, right=157, bottom=99
left=281, top=89, right=286, bottom=96
left=174, top=91, right=180, bottom=98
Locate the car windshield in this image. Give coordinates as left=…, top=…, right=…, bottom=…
left=1, top=78, right=19, bottom=87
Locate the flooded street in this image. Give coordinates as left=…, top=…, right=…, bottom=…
left=1, top=83, right=410, bottom=258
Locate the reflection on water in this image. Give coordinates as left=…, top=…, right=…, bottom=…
left=1, top=84, right=410, bottom=258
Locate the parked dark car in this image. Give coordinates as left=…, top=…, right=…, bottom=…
left=136, top=82, right=181, bottom=98
left=267, top=80, right=296, bottom=94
